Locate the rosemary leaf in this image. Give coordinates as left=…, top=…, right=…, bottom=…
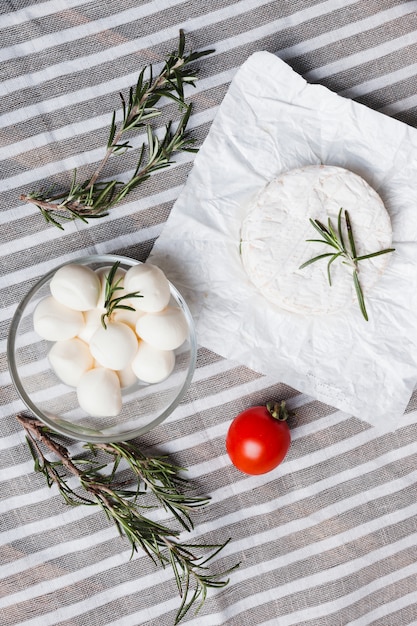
left=345, top=210, right=357, bottom=259
left=299, top=252, right=335, bottom=270
left=355, top=248, right=396, bottom=261
left=337, top=205, right=346, bottom=251
left=327, top=252, right=343, bottom=286
left=353, top=269, right=368, bottom=321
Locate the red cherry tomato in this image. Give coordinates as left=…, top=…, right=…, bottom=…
left=226, top=401, right=291, bottom=475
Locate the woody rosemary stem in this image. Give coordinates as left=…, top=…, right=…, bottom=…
left=15, top=412, right=238, bottom=624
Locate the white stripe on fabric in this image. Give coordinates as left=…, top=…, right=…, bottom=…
left=380, top=94, right=417, bottom=116
left=0, top=526, right=118, bottom=579
left=0, top=0, right=190, bottom=62
left=255, top=558, right=417, bottom=626
left=0, top=68, right=231, bottom=160
left=340, top=61, right=417, bottom=100
left=11, top=511, right=417, bottom=625
left=347, top=591, right=417, bottom=626
left=1, top=0, right=361, bottom=98
left=0, top=501, right=100, bottom=545
left=4, top=458, right=417, bottom=623
left=186, top=546, right=417, bottom=626
left=0, top=106, right=214, bottom=192
left=0, top=0, right=93, bottom=28
left=305, top=30, right=417, bottom=81
left=1, top=1, right=405, bottom=154
left=278, top=3, right=417, bottom=64
left=0, top=64, right=233, bottom=134
left=12, top=564, right=177, bottom=626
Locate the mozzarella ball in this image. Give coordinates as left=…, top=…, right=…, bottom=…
left=131, top=341, right=175, bottom=383
left=95, top=265, right=127, bottom=311
left=76, top=368, right=122, bottom=417
left=90, top=321, right=138, bottom=370
left=34, top=296, right=84, bottom=341
left=124, top=263, right=171, bottom=313
left=116, top=364, right=138, bottom=388
left=50, top=264, right=101, bottom=311
left=78, top=308, right=103, bottom=343
left=112, top=306, right=145, bottom=330
left=135, top=306, right=188, bottom=350
left=48, top=338, right=94, bottom=387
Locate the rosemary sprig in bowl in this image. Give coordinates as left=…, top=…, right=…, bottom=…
left=19, top=30, right=214, bottom=229
left=299, top=208, right=395, bottom=320
left=100, top=261, right=142, bottom=329
left=16, top=413, right=238, bottom=624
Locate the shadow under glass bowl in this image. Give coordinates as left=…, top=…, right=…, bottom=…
left=7, top=254, right=197, bottom=443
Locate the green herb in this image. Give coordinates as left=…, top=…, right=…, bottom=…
left=100, top=261, right=142, bottom=329
left=299, top=208, right=395, bottom=320
left=19, top=31, right=214, bottom=229
left=16, top=413, right=238, bottom=624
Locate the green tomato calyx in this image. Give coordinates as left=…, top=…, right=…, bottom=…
left=266, top=400, right=290, bottom=422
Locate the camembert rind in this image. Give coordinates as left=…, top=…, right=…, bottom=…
left=240, top=165, right=393, bottom=315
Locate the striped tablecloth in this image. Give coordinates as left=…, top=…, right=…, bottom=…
left=2, top=2, right=417, bottom=625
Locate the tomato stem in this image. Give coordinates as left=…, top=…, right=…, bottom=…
left=266, top=401, right=290, bottom=421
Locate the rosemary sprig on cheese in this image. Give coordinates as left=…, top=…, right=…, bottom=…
left=299, top=208, right=395, bottom=320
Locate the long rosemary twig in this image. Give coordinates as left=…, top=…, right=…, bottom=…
left=16, top=413, right=238, bottom=624
left=19, top=31, right=214, bottom=229
left=299, top=208, right=394, bottom=320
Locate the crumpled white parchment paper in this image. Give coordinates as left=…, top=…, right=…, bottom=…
left=150, top=51, right=417, bottom=430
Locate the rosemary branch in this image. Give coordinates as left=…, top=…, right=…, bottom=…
left=299, top=208, right=395, bottom=320
left=16, top=413, right=238, bottom=624
left=100, top=261, right=142, bottom=329
left=19, top=31, right=214, bottom=229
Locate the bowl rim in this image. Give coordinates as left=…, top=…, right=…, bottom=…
left=7, top=254, right=197, bottom=443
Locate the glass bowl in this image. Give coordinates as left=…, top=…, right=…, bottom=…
left=7, top=254, right=197, bottom=443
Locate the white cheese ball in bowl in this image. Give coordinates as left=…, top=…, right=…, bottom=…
left=89, top=321, right=138, bottom=370
left=76, top=367, right=122, bottom=417
left=48, top=337, right=94, bottom=386
left=135, top=306, right=189, bottom=350
left=50, top=264, right=101, bottom=311
left=124, top=263, right=171, bottom=313
left=131, top=341, right=175, bottom=383
left=33, top=296, right=84, bottom=341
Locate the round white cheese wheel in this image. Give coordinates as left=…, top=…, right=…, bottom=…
left=76, top=367, right=122, bottom=417
left=50, top=264, right=101, bottom=311
left=240, top=165, right=393, bottom=315
left=33, top=296, right=84, bottom=341
left=90, top=321, right=138, bottom=370
left=131, top=341, right=175, bottom=383
left=135, top=306, right=188, bottom=350
left=48, top=338, right=94, bottom=386
left=124, top=263, right=171, bottom=313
